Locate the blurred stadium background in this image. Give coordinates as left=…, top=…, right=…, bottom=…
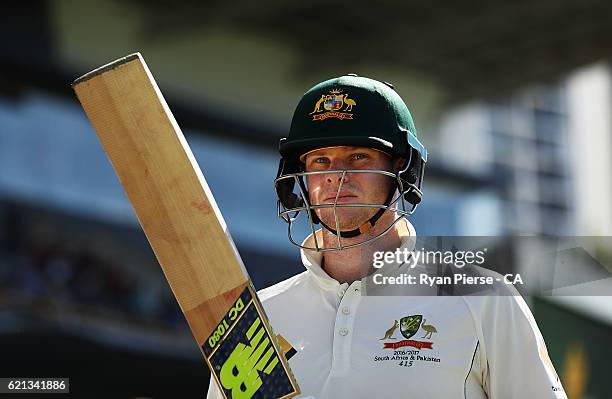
left=1, top=1, right=612, bottom=398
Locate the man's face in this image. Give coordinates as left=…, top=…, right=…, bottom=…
left=303, top=146, right=397, bottom=231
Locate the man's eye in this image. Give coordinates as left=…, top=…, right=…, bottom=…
left=314, top=157, right=329, bottom=163
left=352, top=153, right=369, bottom=160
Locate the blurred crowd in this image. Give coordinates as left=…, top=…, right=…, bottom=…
left=0, top=204, right=185, bottom=328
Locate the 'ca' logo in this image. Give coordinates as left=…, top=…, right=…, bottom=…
left=400, top=315, right=423, bottom=339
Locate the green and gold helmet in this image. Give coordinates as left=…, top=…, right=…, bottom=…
left=275, top=74, right=428, bottom=251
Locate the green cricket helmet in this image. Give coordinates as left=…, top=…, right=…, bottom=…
left=275, top=74, right=428, bottom=250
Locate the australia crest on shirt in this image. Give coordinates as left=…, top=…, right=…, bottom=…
left=374, top=314, right=441, bottom=368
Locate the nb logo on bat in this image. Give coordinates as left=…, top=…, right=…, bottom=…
left=204, top=286, right=296, bottom=399
left=220, top=318, right=279, bottom=399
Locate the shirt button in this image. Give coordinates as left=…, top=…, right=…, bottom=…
left=339, top=328, right=349, bottom=336
left=342, top=306, right=350, bottom=315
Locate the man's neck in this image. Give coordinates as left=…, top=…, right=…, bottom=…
left=321, top=218, right=404, bottom=284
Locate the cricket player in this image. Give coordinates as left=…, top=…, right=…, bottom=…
left=207, top=75, right=567, bottom=398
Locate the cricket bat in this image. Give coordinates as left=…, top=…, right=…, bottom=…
left=72, top=53, right=299, bottom=399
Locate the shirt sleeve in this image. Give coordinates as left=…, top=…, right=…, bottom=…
left=205, top=375, right=224, bottom=399
left=467, top=293, right=567, bottom=399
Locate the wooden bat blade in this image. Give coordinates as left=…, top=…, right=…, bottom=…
left=72, top=53, right=299, bottom=399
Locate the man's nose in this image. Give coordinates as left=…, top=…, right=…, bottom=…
left=325, top=160, right=351, bottom=184
left=326, top=173, right=347, bottom=184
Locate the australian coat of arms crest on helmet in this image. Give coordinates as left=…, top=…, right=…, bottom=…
left=310, top=89, right=356, bottom=121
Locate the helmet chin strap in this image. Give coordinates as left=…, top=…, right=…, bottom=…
left=318, top=187, right=396, bottom=239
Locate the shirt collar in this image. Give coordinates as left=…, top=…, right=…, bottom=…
left=300, top=219, right=417, bottom=290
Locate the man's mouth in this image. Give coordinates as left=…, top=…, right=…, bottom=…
left=322, top=194, right=358, bottom=203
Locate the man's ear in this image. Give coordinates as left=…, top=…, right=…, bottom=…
left=394, top=157, right=407, bottom=172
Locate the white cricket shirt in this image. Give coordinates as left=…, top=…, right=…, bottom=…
left=207, top=220, right=567, bottom=398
